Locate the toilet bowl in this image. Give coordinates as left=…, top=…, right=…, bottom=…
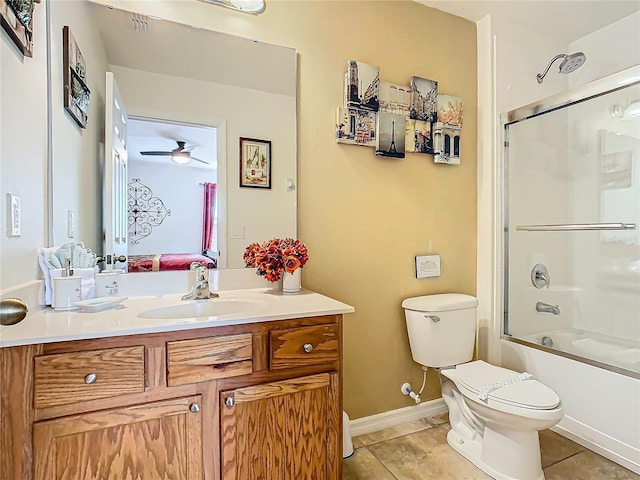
left=441, top=360, right=563, bottom=480
left=402, top=294, right=563, bottom=480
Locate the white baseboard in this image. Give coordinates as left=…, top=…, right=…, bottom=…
left=349, top=398, right=448, bottom=437
left=552, top=416, right=640, bottom=475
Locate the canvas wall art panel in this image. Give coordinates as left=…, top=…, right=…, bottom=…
left=345, top=60, right=380, bottom=112
left=409, top=76, right=438, bottom=122
left=379, top=81, right=411, bottom=116
left=433, top=94, right=463, bottom=165
left=336, top=107, right=377, bottom=147
left=375, top=112, right=405, bottom=158
left=405, top=118, right=434, bottom=154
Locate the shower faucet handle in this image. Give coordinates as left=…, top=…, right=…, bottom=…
left=531, top=264, right=550, bottom=289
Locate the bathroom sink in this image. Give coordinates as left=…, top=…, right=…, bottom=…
left=138, top=297, right=264, bottom=320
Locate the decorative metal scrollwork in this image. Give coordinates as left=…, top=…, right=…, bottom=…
left=128, top=178, right=171, bottom=244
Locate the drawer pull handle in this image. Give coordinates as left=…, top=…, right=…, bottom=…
left=84, top=373, right=97, bottom=384
left=225, top=397, right=235, bottom=408
left=189, top=403, right=201, bottom=414
left=303, top=343, right=314, bottom=353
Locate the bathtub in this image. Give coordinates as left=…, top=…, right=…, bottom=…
left=520, top=328, right=640, bottom=376
left=502, top=334, right=640, bottom=474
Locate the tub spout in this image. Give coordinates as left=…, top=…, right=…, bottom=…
left=536, top=302, right=560, bottom=315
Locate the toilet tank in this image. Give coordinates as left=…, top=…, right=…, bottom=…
left=402, top=293, right=478, bottom=368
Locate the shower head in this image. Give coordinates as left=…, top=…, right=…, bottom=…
left=536, top=52, right=586, bottom=83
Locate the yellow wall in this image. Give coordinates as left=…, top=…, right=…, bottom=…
left=274, top=2, right=477, bottom=418
left=62, top=0, right=479, bottom=419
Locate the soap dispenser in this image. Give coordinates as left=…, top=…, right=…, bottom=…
left=52, top=259, right=81, bottom=310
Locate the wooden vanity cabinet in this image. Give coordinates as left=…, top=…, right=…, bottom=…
left=0, top=314, right=343, bottom=480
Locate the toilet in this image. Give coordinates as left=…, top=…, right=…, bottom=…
left=403, top=293, right=563, bottom=480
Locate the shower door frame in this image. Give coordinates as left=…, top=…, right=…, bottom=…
left=500, top=65, right=640, bottom=380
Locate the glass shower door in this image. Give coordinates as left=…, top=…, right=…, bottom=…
left=503, top=68, right=640, bottom=377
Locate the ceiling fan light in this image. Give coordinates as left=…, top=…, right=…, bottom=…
left=197, top=0, right=265, bottom=14
left=172, top=152, right=191, bottom=165
left=229, top=0, right=265, bottom=13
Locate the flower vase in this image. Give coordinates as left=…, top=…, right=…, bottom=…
left=282, top=268, right=301, bottom=293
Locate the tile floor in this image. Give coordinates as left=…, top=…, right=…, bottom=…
left=343, top=414, right=640, bottom=480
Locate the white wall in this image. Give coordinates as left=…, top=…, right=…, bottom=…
left=111, top=65, right=297, bottom=268
left=569, top=11, right=640, bottom=87
left=477, top=10, right=640, bottom=472
left=49, top=0, right=109, bottom=251
left=128, top=159, right=215, bottom=255
left=0, top=1, right=48, bottom=290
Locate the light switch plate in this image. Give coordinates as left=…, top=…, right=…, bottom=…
left=415, top=254, right=441, bottom=278
left=231, top=224, right=245, bottom=239
left=8, top=194, right=21, bottom=237
left=67, top=210, right=75, bottom=238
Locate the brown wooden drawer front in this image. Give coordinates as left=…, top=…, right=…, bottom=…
left=270, top=324, right=339, bottom=370
left=167, top=333, right=253, bottom=386
left=34, top=346, right=145, bottom=409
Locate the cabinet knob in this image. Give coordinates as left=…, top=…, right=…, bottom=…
left=189, top=403, right=201, bottom=414
left=84, top=373, right=97, bottom=384
left=225, top=397, right=235, bottom=408
left=303, top=343, right=314, bottom=353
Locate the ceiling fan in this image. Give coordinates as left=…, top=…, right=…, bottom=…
left=140, top=141, right=210, bottom=165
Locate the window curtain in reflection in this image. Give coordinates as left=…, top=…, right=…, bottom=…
left=201, top=182, right=217, bottom=253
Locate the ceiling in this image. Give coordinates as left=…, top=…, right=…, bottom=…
left=127, top=117, right=217, bottom=171
left=418, top=0, right=640, bottom=44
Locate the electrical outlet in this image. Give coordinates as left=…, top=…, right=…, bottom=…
left=415, top=254, right=441, bottom=279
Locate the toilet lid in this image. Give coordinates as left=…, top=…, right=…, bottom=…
left=456, top=361, right=560, bottom=410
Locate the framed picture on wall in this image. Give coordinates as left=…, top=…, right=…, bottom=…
left=239, top=137, right=271, bottom=189
left=0, top=0, right=39, bottom=57
left=63, top=26, right=91, bottom=129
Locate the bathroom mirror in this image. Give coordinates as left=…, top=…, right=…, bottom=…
left=48, top=0, right=297, bottom=270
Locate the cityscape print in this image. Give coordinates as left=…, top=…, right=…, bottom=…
left=336, top=58, right=463, bottom=165
left=346, top=60, right=380, bottom=112
left=336, top=106, right=377, bottom=147
left=375, top=112, right=406, bottom=158
left=433, top=95, right=463, bottom=165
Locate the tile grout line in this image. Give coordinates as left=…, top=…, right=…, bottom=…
left=542, top=449, right=586, bottom=471
left=362, top=445, right=403, bottom=480
left=353, top=421, right=449, bottom=448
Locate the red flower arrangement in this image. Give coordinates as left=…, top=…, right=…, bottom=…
left=243, top=238, right=309, bottom=283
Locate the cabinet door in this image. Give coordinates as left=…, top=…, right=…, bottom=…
left=33, top=395, right=203, bottom=480
left=220, top=372, right=341, bottom=480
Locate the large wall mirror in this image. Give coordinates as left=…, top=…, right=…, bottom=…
left=48, top=0, right=297, bottom=272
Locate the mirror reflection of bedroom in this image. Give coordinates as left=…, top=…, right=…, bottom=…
left=126, top=117, right=219, bottom=273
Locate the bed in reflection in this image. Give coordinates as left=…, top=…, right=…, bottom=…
left=128, top=253, right=216, bottom=272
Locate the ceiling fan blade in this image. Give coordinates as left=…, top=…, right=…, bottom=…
left=191, top=156, right=211, bottom=165
left=140, top=151, right=172, bottom=156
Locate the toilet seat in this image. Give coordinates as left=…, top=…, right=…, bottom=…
left=452, top=360, right=560, bottom=410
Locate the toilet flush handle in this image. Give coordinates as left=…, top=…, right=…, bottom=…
left=424, top=314, right=440, bottom=323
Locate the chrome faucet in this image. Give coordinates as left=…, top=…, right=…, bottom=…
left=536, top=302, right=560, bottom=315
left=182, top=262, right=219, bottom=300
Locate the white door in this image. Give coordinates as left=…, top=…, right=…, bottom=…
left=103, top=72, right=128, bottom=270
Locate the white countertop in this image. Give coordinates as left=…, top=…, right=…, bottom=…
left=0, top=287, right=354, bottom=347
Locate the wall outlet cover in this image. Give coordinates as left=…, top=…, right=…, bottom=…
left=415, top=254, right=441, bottom=279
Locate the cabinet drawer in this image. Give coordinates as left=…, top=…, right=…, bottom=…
left=270, top=324, right=339, bottom=370
left=34, top=346, right=145, bottom=409
left=167, top=333, right=253, bottom=386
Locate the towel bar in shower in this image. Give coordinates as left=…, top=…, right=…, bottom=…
left=515, top=223, right=636, bottom=232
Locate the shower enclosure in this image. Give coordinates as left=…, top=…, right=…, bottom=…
left=503, top=65, right=640, bottom=379
left=500, top=66, right=640, bottom=472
